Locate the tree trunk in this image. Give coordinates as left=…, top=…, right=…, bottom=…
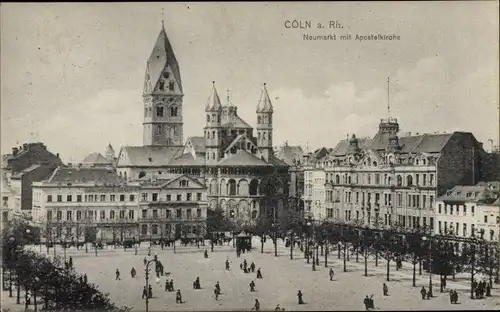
left=9, top=272, right=13, bottom=297
left=17, top=277, right=20, bottom=304
left=364, top=250, right=368, bottom=277
left=356, top=245, right=359, bottom=263
left=347, top=246, right=350, bottom=261
left=452, top=267, right=456, bottom=281
left=343, top=244, right=347, bottom=272
left=419, top=259, right=422, bottom=275
left=338, top=243, right=341, bottom=259
left=320, top=245, right=323, bottom=256
left=261, top=237, right=264, bottom=254
left=324, top=244, right=328, bottom=268
left=386, top=259, right=390, bottom=282
left=412, top=260, right=416, bottom=287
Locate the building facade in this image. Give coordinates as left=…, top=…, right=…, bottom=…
left=1, top=142, right=63, bottom=219
left=434, top=182, right=500, bottom=241
left=116, top=23, right=290, bottom=226
left=303, top=117, right=494, bottom=231
left=32, top=166, right=208, bottom=243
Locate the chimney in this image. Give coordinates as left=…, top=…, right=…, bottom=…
left=12, top=147, right=18, bottom=156
left=56, top=153, right=60, bottom=158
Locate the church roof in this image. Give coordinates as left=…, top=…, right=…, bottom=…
left=117, top=146, right=183, bottom=167
left=145, top=25, right=182, bottom=94
left=256, top=83, right=273, bottom=113
left=46, top=166, right=122, bottom=184
left=222, top=115, right=253, bottom=129
left=169, top=153, right=206, bottom=166
left=187, top=136, right=206, bottom=154
left=81, top=152, right=111, bottom=164
left=218, top=149, right=272, bottom=167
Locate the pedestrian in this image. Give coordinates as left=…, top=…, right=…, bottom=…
left=69, top=256, right=73, bottom=268
left=79, top=275, right=83, bottom=283
left=148, top=285, right=153, bottom=298
left=251, top=262, right=256, bottom=273
left=250, top=280, right=256, bottom=292
left=297, top=290, right=304, bottom=304
left=244, top=259, right=248, bottom=271
left=176, top=289, right=183, bottom=304
left=369, top=295, right=375, bottom=309
left=275, top=304, right=281, bottom=311
left=257, top=268, right=263, bottom=279
left=170, top=279, right=175, bottom=292
left=426, top=289, right=431, bottom=300
left=83, top=273, right=88, bottom=283
left=363, top=295, right=370, bottom=310
left=142, top=286, right=148, bottom=299
left=420, top=286, right=426, bottom=300
left=382, top=283, right=388, bottom=296
left=453, top=290, right=458, bottom=304
left=115, top=269, right=121, bottom=280
left=204, top=250, right=208, bottom=258
left=214, top=287, right=219, bottom=300
left=449, top=290, right=453, bottom=304
left=226, top=259, right=230, bottom=270
left=211, top=241, right=214, bottom=252
left=240, top=263, right=244, bottom=270
left=329, top=268, right=334, bottom=281
left=251, top=298, right=260, bottom=311
left=486, top=283, right=492, bottom=297
left=131, top=267, right=136, bottom=278
left=215, top=281, right=221, bottom=294
left=195, top=277, right=201, bottom=289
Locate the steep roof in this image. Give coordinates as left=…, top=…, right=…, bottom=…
left=222, top=115, right=253, bottom=129
left=81, top=152, right=111, bottom=164
left=256, top=83, right=273, bottom=113
left=276, top=145, right=304, bottom=165
left=411, top=133, right=453, bottom=153
left=46, top=166, right=122, bottom=184
left=218, top=149, right=272, bottom=167
left=11, top=164, right=42, bottom=179
left=187, top=136, right=206, bottom=154
left=169, top=153, right=205, bottom=166
left=267, top=155, right=289, bottom=167
left=206, top=82, right=222, bottom=111
left=331, top=138, right=372, bottom=156
left=117, top=146, right=183, bottom=167
left=144, top=25, right=182, bottom=94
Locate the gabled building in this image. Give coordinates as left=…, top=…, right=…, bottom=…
left=303, top=116, right=494, bottom=232
left=116, top=23, right=289, bottom=226
left=32, top=166, right=208, bottom=242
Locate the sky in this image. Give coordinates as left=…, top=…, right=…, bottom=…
left=1, top=2, right=499, bottom=163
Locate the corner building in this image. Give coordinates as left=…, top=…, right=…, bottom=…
left=117, top=24, right=289, bottom=225
left=303, top=116, right=492, bottom=232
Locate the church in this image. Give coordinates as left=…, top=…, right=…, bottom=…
left=116, top=22, right=290, bottom=226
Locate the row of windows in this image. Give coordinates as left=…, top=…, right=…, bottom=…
left=326, top=172, right=435, bottom=187
left=47, top=192, right=202, bottom=203
left=48, top=208, right=203, bottom=221
left=326, top=190, right=434, bottom=209
left=145, top=105, right=179, bottom=118
left=438, top=203, right=475, bottom=217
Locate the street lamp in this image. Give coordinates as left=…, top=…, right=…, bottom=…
left=271, top=223, right=277, bottom=257
left=421, top=235, right=433, bottom=298
left=144, top=255, right=158, bottom=312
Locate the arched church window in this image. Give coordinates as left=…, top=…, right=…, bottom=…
left=159, top=79, right=165, bottom=91
left=269, top=116, right=272, bottom=124
left=263, top=132, right=267, bottom=140
left=212, top=131, right=215, bottom=139
left=169, top=81, right=175, bottom=91
left=217, top=115, right=221, bottom=123
left=207, top=115, right=210, bottom=122
left=407, top=175, right=413, bottom=187
left=170, top=106, right=178, bottom=117
left=269, top=133, right=272, bottom=140
left=144, top=107, right=148, bottom=117
left=258, top=116, right=261, bottom=124
left=156, top=106, right=164, bottom=117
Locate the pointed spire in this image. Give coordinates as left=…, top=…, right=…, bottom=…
left=161, top=8, right=165, bottom=29
left=144, top=21, right=182, bottom=95
left=206, top=81, right=222, bottom=111
left=257, top=83, right=273, bottom=113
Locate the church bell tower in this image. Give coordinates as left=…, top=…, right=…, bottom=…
left=142, top=20, right=184, bottom=147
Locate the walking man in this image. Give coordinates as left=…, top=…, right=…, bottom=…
left=250, top=280, right=256, bottom=292
left=297, top=290, right=304, bottom=304
left=142, top=286, right=148, bottom=299
left=329, top=268, right=334, bottom=281
left=225, top=259, right=230, bottom=270
left=115, top=269, right=121, bottom=280
left=176, top=289, right=183, bottom=304
left=251, top=298, right=260, bottom=311
left=131, top=267, right=136, bottom=278
left=382, top=283, right=388, bottom=296
left=420, top=286, right=426, bottom=300
left=257, top=268, right=263, bottom=279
